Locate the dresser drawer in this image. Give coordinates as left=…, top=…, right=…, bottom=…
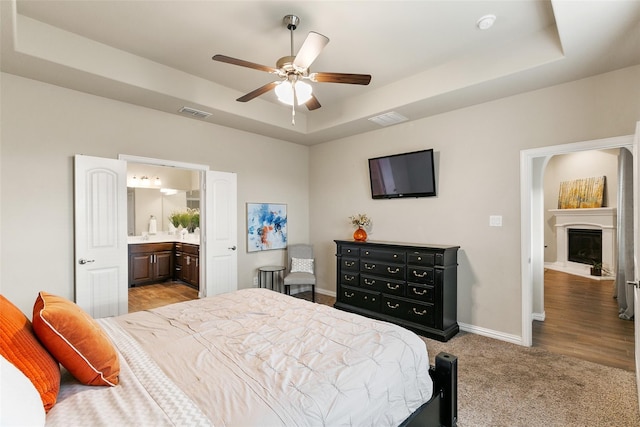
left=340, top=285, right=381, bottom=312
left=339, top=271, right=359, bottom=287
left=361, top=261, right=405, bottom=280
left=407, top=284, right=435, bottom=303
left=341, top=245, right=360, bottom=257
left=360, top=275, right=405, bottom=297
left=407, top=251, right=435, bottom=267
left=382, top=296, right=435, bottom=327
left=340, top=257, right=359, bottom=271
left=361, top=248, right=406, bottom=263
left=407, top=266, right=435, bottom=285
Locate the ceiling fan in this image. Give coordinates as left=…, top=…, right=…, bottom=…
left=212, top=14, right=371, bottom=123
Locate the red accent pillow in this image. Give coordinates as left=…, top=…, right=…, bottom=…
left=0, top=295, right=60, bottom=412
left=32, top=292, right=120, bottom=386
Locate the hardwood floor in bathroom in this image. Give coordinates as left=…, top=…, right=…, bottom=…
left=128, top=283, right=333, bottom=313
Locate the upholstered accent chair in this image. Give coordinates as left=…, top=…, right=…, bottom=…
left=283, top=244, right=316, bottom=302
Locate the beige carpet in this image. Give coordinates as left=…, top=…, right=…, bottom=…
left=423, top=332, right=640, bottom=426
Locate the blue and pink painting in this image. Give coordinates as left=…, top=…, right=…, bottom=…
left=247, top=203, right=288, bottom=252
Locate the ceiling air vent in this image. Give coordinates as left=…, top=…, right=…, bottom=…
left=178, top=106, right=212, bottom=119
left=368, top=111, right=408, bottom=127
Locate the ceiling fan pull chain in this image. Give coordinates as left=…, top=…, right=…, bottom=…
left=291, top=82, right=297, bottom=125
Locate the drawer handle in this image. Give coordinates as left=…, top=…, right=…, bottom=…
left=413, top=288, right=427, bottom=296
left=412, top=308, right=428, bottom=316
left=386, top=302, right=399, bottom=309
left=364, top=263, right=375, bottom=270
left=344, top=292, right=355, bottom=298
left=345, top=261, right=355, bottom=267
left=417, top=256, right=422, bottom=261
left=393, top=254, right=398, bottom=258
left=364, top=278, right=376, bottom=286
left=387, top=283, right=400, bottom=290
left=387, top=267, right=400, bottom=274
left=365, top=251, right=370, bottom=255
left=413, top=270, right=428, bottom=278
left=344, top=275, right=355, bottom=281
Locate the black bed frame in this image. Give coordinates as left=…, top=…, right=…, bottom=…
left=399, top=352, right=458, bottom=427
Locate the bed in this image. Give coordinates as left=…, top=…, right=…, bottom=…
left=2, top=288, right=457, bottom=426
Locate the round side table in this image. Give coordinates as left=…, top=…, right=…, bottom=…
left=258, top=265, right=285, bottom=293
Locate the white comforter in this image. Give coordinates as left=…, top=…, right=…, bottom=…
left=47, top=288, right=432, bottom=426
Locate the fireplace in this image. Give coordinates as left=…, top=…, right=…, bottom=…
left=547, top=207, right=616, bottom=278
left=567, top=228, right=602, bottom=265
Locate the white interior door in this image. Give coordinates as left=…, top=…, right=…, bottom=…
left=633, top=122, right=640, bottom=407
left=203, top=170, right=238, bottom=297
left=74, top=155, right=128, bottom=317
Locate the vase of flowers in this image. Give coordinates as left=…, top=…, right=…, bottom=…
left=349, top=213, right=371, bottom=242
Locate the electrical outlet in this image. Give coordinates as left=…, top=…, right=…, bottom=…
left=489, top=215, right=503, bottom=227
left=253, top=276, right=259, bottom=287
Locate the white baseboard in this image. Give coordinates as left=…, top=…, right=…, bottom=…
left=532, top=311, right=546, bottom=321
left=289, top=287, right=336, bottom=298
left=459, top=322, right=524, bottom=346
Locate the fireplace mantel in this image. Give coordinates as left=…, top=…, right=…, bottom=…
left=548, top=207, right=616, bottom=228
left=547, top=207, right=616, bottom=279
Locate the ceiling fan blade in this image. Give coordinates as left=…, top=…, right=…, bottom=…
left=293, top=32, right=330, bottom=70
left=305, top=94, right=321, bottom=111
left=310, top=72, right=372, bottom=85
left=212, top=54, right=279, bottom=74
left=236, top=81, right=279, bottom=102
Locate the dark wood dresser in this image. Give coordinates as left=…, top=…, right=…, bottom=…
left=334, top=240, right=459, bottom=341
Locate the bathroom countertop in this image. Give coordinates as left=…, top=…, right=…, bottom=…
left=127, top=233, right=200, bottom=245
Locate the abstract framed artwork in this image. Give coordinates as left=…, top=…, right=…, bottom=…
left=557, top=176, right=605, bottom=209
left=246, top=203, right=288, bottom=252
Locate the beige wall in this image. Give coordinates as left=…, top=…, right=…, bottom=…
left=2, top=65, right=639, bottom=340
left=309, top=65, right=640, bottom=339
left=0, top=73, right=310, bottom=315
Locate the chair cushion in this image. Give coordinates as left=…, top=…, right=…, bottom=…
left=32, top=291, right=120, bottom=387
left=291, top=257, right=314, bottom=274
left=284, top=271, right=316, bottom=286
left=0, top=295, right=60, bottom=412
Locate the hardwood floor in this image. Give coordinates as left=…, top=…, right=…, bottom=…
left=128, top=281, right=198, bottom=313
left=128, top=284, right=333, bottom=313
left=533, top=269, right=635, bottom=371
left=130, top=273, right=634, bottom=371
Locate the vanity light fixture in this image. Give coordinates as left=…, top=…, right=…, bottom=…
left=141, top=176, right=150, bottom=186
left=131, top=175, right=139, bottom=186
left=154, top=177, right=162, bottom=186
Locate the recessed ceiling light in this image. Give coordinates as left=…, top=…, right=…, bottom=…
left=476, top=14, right=496, bottom=30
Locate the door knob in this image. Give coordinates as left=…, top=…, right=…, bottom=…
left=78, top=258, right=95, bottom=265
left=627, top=280, right=639, bottom=289
left=228, top=245, right=237, bottom=251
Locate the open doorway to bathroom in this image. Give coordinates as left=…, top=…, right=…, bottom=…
left=126, top=163, right=200, bottom=312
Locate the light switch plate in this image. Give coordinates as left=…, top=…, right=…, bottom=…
left=490, top=215, right=503, bottom=227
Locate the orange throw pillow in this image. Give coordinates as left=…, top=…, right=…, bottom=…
left=32, top=291, right=120, bottom=386
left=0, top=295, right=60, bottom=412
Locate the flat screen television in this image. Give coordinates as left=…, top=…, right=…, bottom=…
left=368, top=149, right=436, bottom=199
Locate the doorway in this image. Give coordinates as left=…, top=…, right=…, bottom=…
left=520, top=134, right=634, bottom=348
left=119, top=155, right=239, bottom=301
left=126, top=162, right=201, bottom=312
left=74, top=155, right=238, bottom=318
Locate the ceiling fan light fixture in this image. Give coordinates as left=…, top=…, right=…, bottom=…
left=275, top=80, right=313, bottom=106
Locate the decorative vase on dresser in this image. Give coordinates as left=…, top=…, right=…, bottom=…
left=353, top=227, right=367, bottom=241
left=334, top=239, right=459, bottom=342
